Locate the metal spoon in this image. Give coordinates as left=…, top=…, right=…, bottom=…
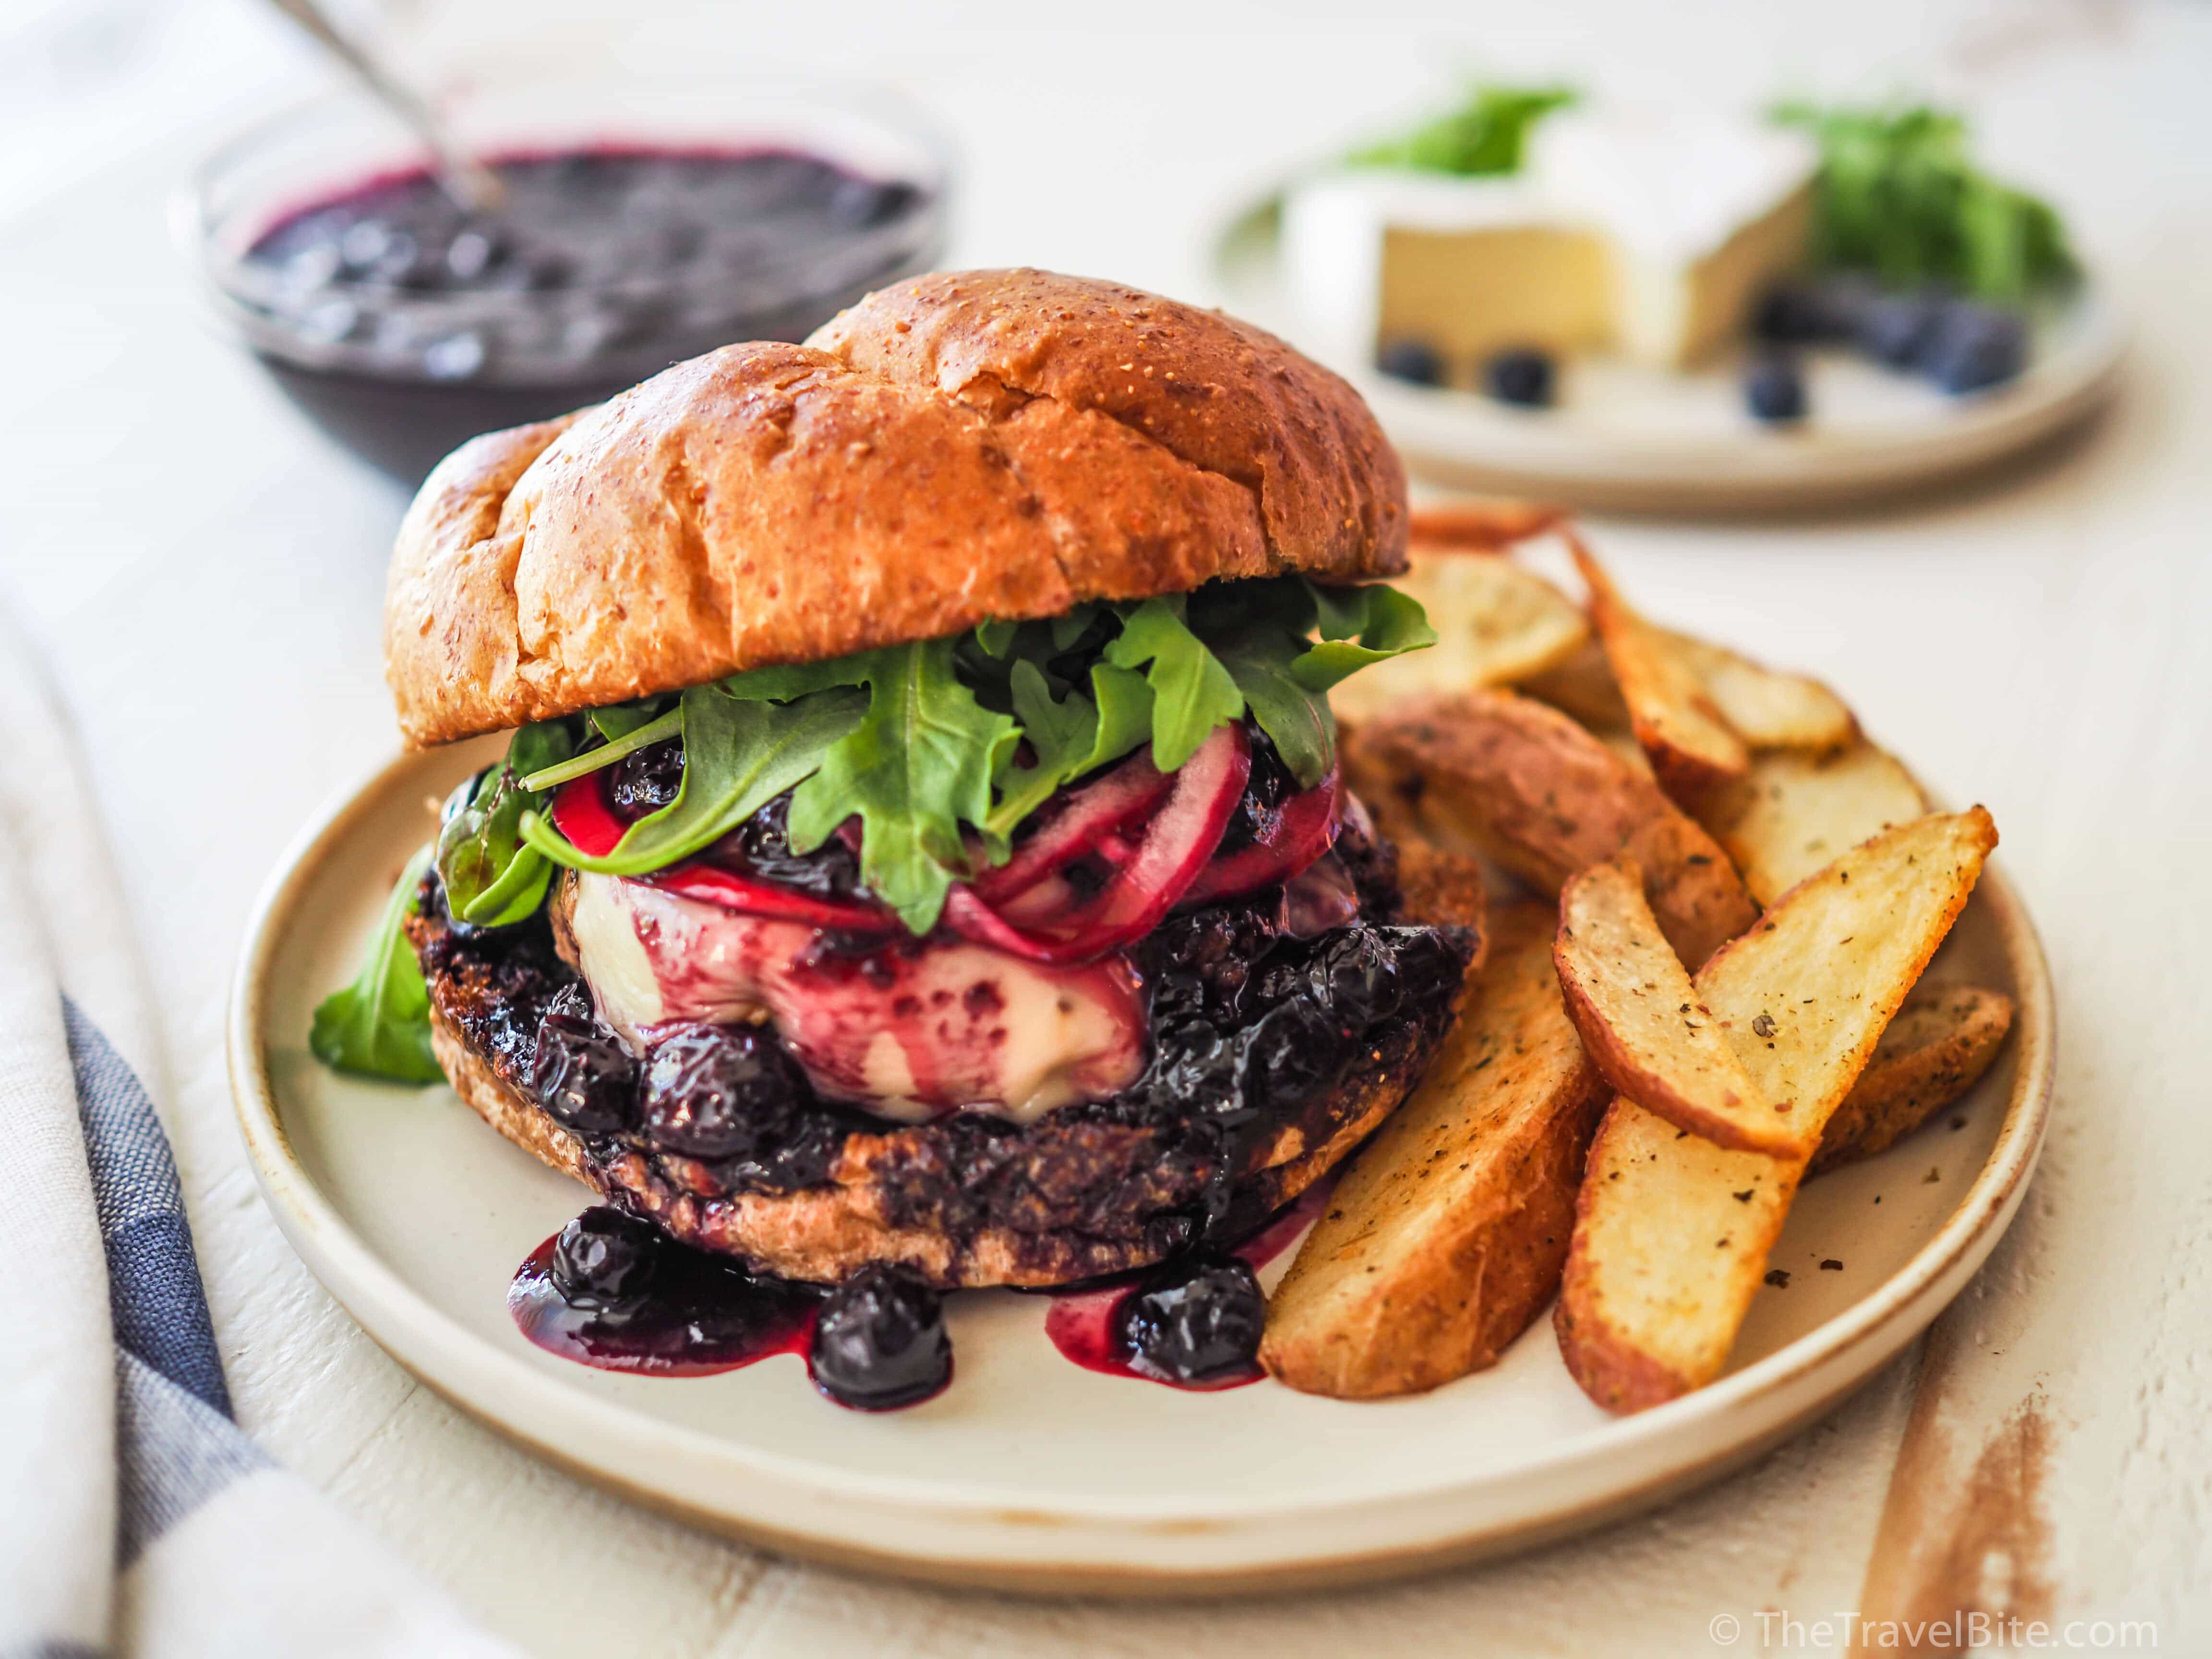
left=264, top=0, right=507, bottom=216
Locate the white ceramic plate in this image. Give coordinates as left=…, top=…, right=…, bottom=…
left=230, top=738, right=2053, bottom=1594
left=1210, top=196, right=2124, bottom=514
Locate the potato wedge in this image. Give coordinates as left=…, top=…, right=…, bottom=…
left=1555, top=860, right=1812, bottom=1160
left=1262, top=901, right=1607, bottom=1398
left=1345, top=689, right=1758, bottom=969
left=1555, top=807, right=1998, bottom=1412
left=1660, top=630, right=1857, bottom=753
left=1332, top=553, right=1590, bottom=722
left=1514, top=636, right=1632, bottom=733
left=1812, top=983, right=2014, bottom=1176
left=1697, top=742, right=1930, bottom=907
left=1570, top=535, right=1748, bottom=796
left=1407, top=498, right=1564, bottom=549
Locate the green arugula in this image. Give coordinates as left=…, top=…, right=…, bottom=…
left=1349, top=84, right=1576, bottom=177
left=520, top=705, right=682, bottom=791
left=520, top=683, right=866, bottom=877
left=309, top=844, right=444, bottom=1085
left=1105, top=597, right=1248, bottom=771
left=1771, top=102, right=2077, bottom=301
left=435, top=720, right=571, bottom=927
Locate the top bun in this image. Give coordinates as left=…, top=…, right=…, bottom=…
left=384, top=268, right=1409, bottom=747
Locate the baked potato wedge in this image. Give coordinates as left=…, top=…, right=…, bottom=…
left=1407, top=498, right=1564, bottom=549
left=1344, top=689, right=1757, bottom=970
left=1554, top=808, right=1997, bottom=1413
left=1261, top=901, right=1607, bottom=1398
left=1811, top=982, right=2015, bottom=1175
left=1332, top=552, right=1590, bottom=723
left=1696, top=742, right=1930, bottom=907
left=1555, top=859, right=1812, bottom=1160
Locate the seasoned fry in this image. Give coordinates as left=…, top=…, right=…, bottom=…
left=1570, top=536, right=1748, bottom=795
left=1661, top=630, right=1857, bottom=753
left=1555, top=860, right=1811, bottom=1159
left=1332, top=553, right=1590, bottom=722
left=1515, top=636, right=1633, bottom=732
left=1554, top=808, right=1998, bottom=1413
left=1344, top=689, right=1758, bottom=969
left=1811, top=983, right=2014, bottom=1175
left=1697, top=742, right=1930, bottom=907
left=1407, top=498, right=1564, bottom=549
left=1262, top=902, right=1607, bottom=1398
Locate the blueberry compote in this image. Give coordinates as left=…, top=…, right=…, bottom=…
left=235, top=148, right=939, bottom=482
left=512, top=1208, right=953, bottom=1409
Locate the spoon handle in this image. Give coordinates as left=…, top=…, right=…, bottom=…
left=264, top=0, right=507, bottom=216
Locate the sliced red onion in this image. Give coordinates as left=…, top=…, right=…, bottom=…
left=969, top=751, right=1170, bottom=904
left=943, top=724, right=1251, bottom=965
left=1177, top=767, right=1344, bottom=910
left=646, top=865, right=900, bottom=933
left=550, top=775, right=627, bottom=858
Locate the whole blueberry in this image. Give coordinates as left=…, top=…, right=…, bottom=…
left=1483, top=348, right=1556, bottom=408
left=550, top=1206, right=661, bottom=1311
left=1306, top=925, right=1404, bottom=1029
left=1920, top=302, right=2027, bottom=394
left=809, top=1265, right=953, bottom=1409
left=609, top=737, right=685, bottom=820
left=640, top=1024, right=801, bottom=1158
left=1752, top=284, right=1833, bottom=344
left=1744, top=352, right=1808, bottom=423
left=1376, top=338, right=1445, bottom=386
left=531, top=987, right=636, bottom=1134
left=1856, top=291, right=1947, bottom=368
left=1119, top=1253, right=1265, bottom=1383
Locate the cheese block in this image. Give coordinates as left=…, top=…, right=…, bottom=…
left=1283, top=108, right=1818, bottom=377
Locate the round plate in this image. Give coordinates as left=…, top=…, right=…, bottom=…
left=230, top=740, right=2053, bottom=1595
left=1211, top=195, right=2124, bottom=514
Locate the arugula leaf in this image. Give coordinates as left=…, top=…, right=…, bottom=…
left=1294, top=581, right=1438, bottom=689
left=437, top=721, right=571, bottom=927
left=1349, top=84, right=1576, bottom=177
left=1105, top=597, right=1248, bottom=771
left=1212, top=629, right=1338, bottom=787
left=519, top=706, right=682, bottom=791
left=591, top=697, right=673, bottom=743
left=986, top=661, right=1100, bottom=842
left=309, top=845, right=444, bottom=1085
left=783, top=640, right=1019, bottom=933
left=523, top=684, right=865, bottom=877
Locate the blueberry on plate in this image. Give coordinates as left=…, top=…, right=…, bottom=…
left=1751, top=284, right=1833, bottom=344
left=1483, top=348, right=1555, bottom=408
left=1856, top=290, right=1947, bottom=368
left=810, top=1265, right=953, bottom=1409
left=1118, top=1252, right=1266, bottom=1383
left=1375, top=338, right=1444, bottom=386
left=550, top=1206, right=661, bottom=1312
left=1744, top=352, right=1808, bottom=424
left=1919, top=302, right=2028, bottom=394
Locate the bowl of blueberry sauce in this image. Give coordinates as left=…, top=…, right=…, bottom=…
left=188, top=75, right=950, bottom=482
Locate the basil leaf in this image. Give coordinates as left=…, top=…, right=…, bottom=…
left=519, top=706, right=682, bottom=791
left=1104, top=597, right=1247, bottom=771
left=785, top=639, right=1018, bottom=933
left=523, top=684, right=866, bottom=877
left=1293, top=581, right=1438, bottom=690
left=437, top=721, right=572, bottom=926
left=1213, top=630, right=1338, bottom=787
left=309, top=845, right=444, bottom=1085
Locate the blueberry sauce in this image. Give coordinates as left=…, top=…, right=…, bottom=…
left=232, top=147, right=939, bottom=482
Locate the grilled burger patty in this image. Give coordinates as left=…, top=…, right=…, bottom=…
left=408, top=829, right=1474, bottom=1287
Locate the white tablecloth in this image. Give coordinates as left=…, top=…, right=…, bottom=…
left=4, top=0, right=2208, bottom=1651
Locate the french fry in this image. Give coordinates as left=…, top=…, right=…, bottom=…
left=1570, top=535, right=1749, bottom=796
left=1344, top=689, right=1758, bottom=969
left=1407, top=498, right=1564, bottom=549
left=1332, top=553, right=1590, bottom=722
left=1660, top=630, right=1857, bottom=753
left=1555, top=860, right=1812, bottom=1160
left=1811, top=983, right=2014, bottom=1175
left=1696, top=742, right=1930, bottom=907
left=1554, top=808, right=1997, bottom=1413
left=1262, top=902, right=1607, bottom=1398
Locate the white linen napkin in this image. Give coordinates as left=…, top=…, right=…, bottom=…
left=0, top=612, right=520, bottom=1659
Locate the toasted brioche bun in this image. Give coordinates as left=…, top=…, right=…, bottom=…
left=385, top=268, right=1409, bottom=747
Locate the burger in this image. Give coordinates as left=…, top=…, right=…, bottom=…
left=315, top=269, right=1481, bottom=1336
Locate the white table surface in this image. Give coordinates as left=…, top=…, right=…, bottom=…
left=5, top=0, right=2209, bottom=1652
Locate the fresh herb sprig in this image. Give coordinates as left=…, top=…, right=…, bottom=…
left=1771, top=102, right=2077, bottom=302
left=309, top=844, right=444, bottom=1084
left=1348, top=84, right=1576, bottom=177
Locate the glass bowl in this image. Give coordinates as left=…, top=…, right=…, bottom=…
left=186, top=73, right=953, bottom=484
